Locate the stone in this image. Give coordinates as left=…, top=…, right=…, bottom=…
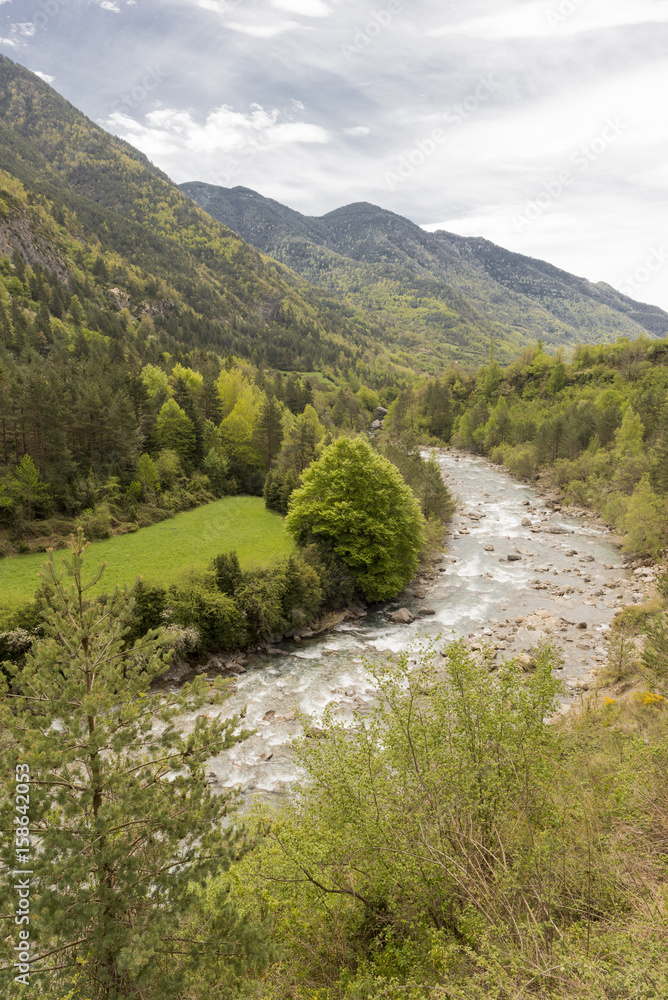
left=283, top=711, right=297, bottom=722
left=160, top=660, right=191, bottom=684
left=518, top=653, right=534, bottom=671
left=484, top=545, right=495, bottom=552
left=507, top=554, right=522, bottom=562
left=577, top=622, right=588, bottom=630
left=413, top=587, right=426, bottom=599
left=522, top=517, right=532, bottom=527
left=417, top=608, right=436, bottom=617
left=370, top=419, right=382, bottom=430
left=263, top=710, right=276, bottom=721
left=389, top=608, right=416, bottom=624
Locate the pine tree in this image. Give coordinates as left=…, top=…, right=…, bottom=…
left=253, top=394, right=284, bottom=468
left=0, top=532, right=256, bottom=998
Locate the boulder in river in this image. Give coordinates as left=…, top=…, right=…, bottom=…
left=507, top=554, right=522, bottom=562
left=390, top=608, right=416, bottom=624
left=417, top=608, right=436, bottom=617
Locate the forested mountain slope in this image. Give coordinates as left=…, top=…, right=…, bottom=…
left=0, top=54, right=413, bottom=376
left=181, top=182, right=668, bottom=358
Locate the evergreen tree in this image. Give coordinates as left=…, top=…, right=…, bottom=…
left=0, top=532, right=256, bottom=998
left=254, top=394, right=284, bottom=468
left=8, top=454, right=50, bottom=521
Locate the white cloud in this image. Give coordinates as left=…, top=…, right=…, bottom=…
left=0, top=37, right=17, bottom=47
left=104, top=102, right=330, bottom=168
left=227, top=20, right=304, bottom=36
left=432, top=0, right=668, bottom=40
left=270, top=0, right=330, bottom=16
left=97, top=0, right=121, bottom=10
left=13, top=22, right=37, bottom=38
left=32, top=70, right=55, bottom=83
left=344, top=126, right=370, bottom=137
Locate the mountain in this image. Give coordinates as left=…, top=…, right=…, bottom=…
left=180, top=183, right=668, bottom=359
left=0, top=54, right=413, bottom=376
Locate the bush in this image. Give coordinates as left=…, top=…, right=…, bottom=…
left=125, top=581, right=168, bottom=643
left=169, top=577, right=242, bottom=652
left=212, top=551, right=243, bottom=597
left=75, top=501, right=114, bottom=539
left=503, top=443, right=538, bottom=480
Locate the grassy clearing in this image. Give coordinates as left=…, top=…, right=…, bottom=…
left=0, top=497, right=294, bottom=619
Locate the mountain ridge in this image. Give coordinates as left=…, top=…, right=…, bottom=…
left=180, top=181, right=668, bottom=353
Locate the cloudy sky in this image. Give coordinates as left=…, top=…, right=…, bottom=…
left=2, top=0, right=667, bottom=309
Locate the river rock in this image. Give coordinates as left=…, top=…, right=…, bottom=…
left=390, top=608, right=416, bottom=624
left=413, top=587, right=427, bottom=599
left=507, top=554, right=522, bottom=562
left=484, top=545, right=495, bottom=552
left=417, top=608, right=436, bottom=617
left=522, top=518, right=532, bottom=527
left=577, top=622, right=588, bottom=630
left=160, top=660, right=191, bottom=684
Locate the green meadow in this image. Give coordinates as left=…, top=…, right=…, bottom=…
left=0, top=497, right=294, bottom=621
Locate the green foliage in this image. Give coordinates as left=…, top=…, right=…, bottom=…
left=264, top=466, right=301, bottom=515
left=169, top=573, right=242, bottom=651
left=156, top=398, right=197, bottom=467
left=212, top=550, right=243, bottom=596
left=619, top=475, right=665, bottom=558
left=135, top=453, right=160, bottom=495
left=5, top=454, right=50, bottom=522
left=286, top=437, right=424, bottom=601
left=202, top=447, right=231, bottom=496
left=0, top=531, right=256, bottom=998
left=380, top=442, right=455, bottom=523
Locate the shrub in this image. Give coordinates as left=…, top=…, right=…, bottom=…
left=212, top=551, right=242, bottom=597
left=169, top=578, right=242, bottom=652
left=503, top=443, right=538, bottom=480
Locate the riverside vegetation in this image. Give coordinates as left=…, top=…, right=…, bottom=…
left=2, top=532, right=668, bottom=999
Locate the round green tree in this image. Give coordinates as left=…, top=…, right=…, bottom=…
left=285, top=436, right=424, bottom=601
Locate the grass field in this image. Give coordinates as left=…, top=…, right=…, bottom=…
left=0, top=497, right=294, bottom=620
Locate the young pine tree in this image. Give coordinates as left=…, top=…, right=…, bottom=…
left=0, top=531, right=258, bottom=999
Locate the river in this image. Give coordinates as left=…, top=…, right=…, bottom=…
left=184, top=451, right=649, bottom=802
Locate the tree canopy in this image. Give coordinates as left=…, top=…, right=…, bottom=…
left=285, top=436, right=424, bottom=601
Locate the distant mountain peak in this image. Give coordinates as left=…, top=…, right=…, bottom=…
left=180, top=181, right=668, bottom=351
